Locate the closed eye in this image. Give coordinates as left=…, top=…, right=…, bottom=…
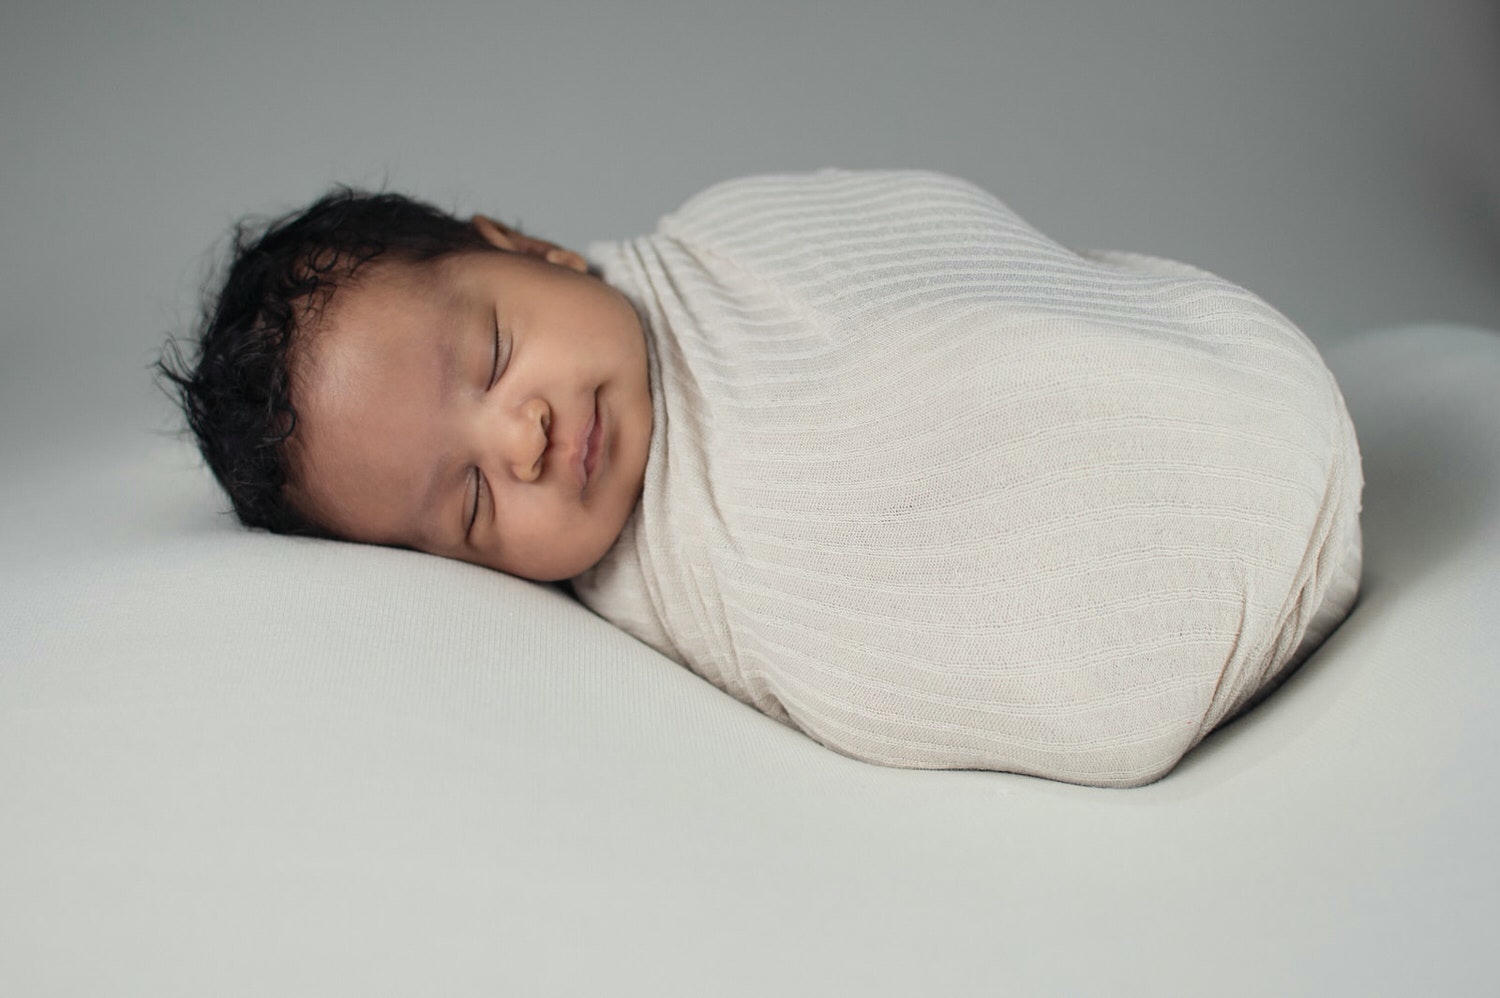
left=467, top=470, right=482, bottom=537
left=487, top=315, right=503, bottom=389
left=468, top=315, right=504, bottom=538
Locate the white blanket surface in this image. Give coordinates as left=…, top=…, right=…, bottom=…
left=569, top=168, right=1362, bottom=787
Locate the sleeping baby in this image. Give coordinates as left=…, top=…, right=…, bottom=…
left=158, top=167, right=1364, bottom=788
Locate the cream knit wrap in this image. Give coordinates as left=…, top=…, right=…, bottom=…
left=568, top=168, right=1363, bottom=787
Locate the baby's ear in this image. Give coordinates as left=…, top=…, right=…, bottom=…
left=471, top=214, right=517, bottom=252
left=471, top=214, right=589, bottom=274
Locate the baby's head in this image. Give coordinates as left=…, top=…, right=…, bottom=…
left=156, top=186, right=653, bottom=582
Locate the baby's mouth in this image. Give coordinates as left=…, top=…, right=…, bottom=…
left=577, top=391, right=602, bottom=495
left=586, top=395, right=604, bottom=480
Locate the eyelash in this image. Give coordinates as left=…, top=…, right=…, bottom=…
left=467, top=318, right=505, bottom=537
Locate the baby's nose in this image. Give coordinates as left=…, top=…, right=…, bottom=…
left=511, top=402, right=551, bottom=482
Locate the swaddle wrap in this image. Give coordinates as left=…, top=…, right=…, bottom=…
left=568, top=168, right=1363, bottom=788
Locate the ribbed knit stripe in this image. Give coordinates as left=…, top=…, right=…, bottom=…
left=571, top=168, right=1363, bottom=788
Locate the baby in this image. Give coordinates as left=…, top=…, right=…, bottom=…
left=160, top=168, right=1363, bottom=787
left=158, top=190, right=654, bottom=584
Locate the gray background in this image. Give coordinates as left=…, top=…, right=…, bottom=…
left=0, top=0, right=1496, bottom=476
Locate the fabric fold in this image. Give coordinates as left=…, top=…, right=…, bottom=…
left=568, top=167, right=1363, bottom=787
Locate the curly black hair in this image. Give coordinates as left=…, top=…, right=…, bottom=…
left=153, top=185, right=501, bottom=539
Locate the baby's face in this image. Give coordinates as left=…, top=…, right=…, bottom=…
left=285, top=221, right=652, bottom=582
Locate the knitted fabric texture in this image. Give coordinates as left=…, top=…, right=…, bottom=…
left=568, top=167, right=1363, bottom=788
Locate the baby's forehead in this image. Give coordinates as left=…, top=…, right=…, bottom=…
left=296, top=256, right=449, bottom=354
left=284, top=258, right=455, bottom=542
left=338, top=254, right=448, bottom=314
left=288, top=263, right=427, bottom=399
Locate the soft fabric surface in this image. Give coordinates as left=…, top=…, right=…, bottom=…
left=569, top=168, right=1363, bottom=787
left=0, top=322, right=1495, bottom=997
